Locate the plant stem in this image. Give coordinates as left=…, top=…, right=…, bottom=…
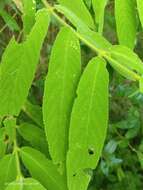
left=42, top=0, right=141, bottom=81
left=13, top=134, right=23, bottom=179
left=42, top=0, right=103, bottom=54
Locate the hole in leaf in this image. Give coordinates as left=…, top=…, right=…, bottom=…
left=88, top=148, right=94, bottom=155
left=73, top=173, right=76, bottom=177
left=4, top=134, right=9, bottom=142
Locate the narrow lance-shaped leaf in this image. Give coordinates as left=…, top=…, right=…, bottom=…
left=55, top=4, right=111, bottom=50
left=0, top=9, right=50, bottom=117
left=115, top=0, right=137, bottom=49
left=22, top=0, right=36, bottom=36
left=22, top=100, right=44, bottom=128
left=105, top=45, right=143, bottom=82
left=137, top=0, right=143, bottom=28
left=92, top=0, right=108, bottom=34
left=18, top=123, right=49, bottom=157
left=5, top=178, right=47, bottom=190
left=58, top=0, right=94, bottom=28
left=0, top=154, right=17, bottom=190
left=0, top=9, right=20, bottom=31
left=108, top=45, right=143, bottom=77
left=67, top=57, right=109, bottom=190
left=43, top=27, right=81, bottom=166
left=20, top=147, right=67, bottom=190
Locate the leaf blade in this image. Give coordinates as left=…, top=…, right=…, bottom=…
left=115, top=0, right=137, bottom=49
left=20, top=147, right=67, bottom=190
left=0, top=9, right=50, bottom=117
left=92, top=0, right=108, bottom=33
left=18, top=123, right=49, bottom=156
left=5, top=178, right=46, bottom=190
left=0, top=154, right=17, bottom=190
left=67, top=57, right=109, bottom=190
left=43, top=27, right=81, bottom=165
left=58, top=0, right=94, bottom=28
left=22, top=0, right=36, bottom=36
left=137, top=0, right=143, bottom=28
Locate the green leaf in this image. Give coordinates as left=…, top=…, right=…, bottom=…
left=18, top=123, right=49, bottom=156
left=106, top=56, right=140, bottom=81
left=0, top=9, right=20, bottom=31
left=20, top=147, right=67, bottom=190
left=22, top=0, right=36, bottom=36
left=92, top=0, right=108, bottom=33
left=104, top=140, right=118, bottom=154
left=0, top=9, right=50, bottom=117
left=125, top=127, right=139, bottom=139
left=137, top=0, right=143, bottom=28
left=0, top=154, right=17, bottom=190
left=139, top=77, right=143, bottom=93
left=137, top=151, right=143, bottom=169
left=115, top=0, right=137, bottom=49
left=22, top=100, right=44, bottom=128
left=43, top=27, right=81, bottom=165
left=80, top=28, right=111, bottom=51
left=55, top=4, right=111, bottom=50
left=57, top=0, right=94, bottom=28
left=0, top=128, right=7, bottom=158
left=55, top=4, right=90, bottom=32
left=5, top=178, right=46, bottom=190
left=109, top=45, right=143, bottom=76
left=67, top=57, right=109, bottom=190
left=48, top=2, right=140, bottom=82
left=3, top=117, right=16, bottom=143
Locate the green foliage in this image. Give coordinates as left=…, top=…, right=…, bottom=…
left=4, top=117, right=16, bottom=143
left=92, top=0, right=108, bottom=33
left=18, top=123, right=49, bottom=156
left=43, top=26, right=81, bottom=165
left=137, top=0, right=143, bottom=28
left=57, top=0, right=94, bottom=28
left=5, top=178, right=46, bottom=190
left=0, top=154, right=17, bottom=190
left=67, top=57, right=109, bottom=190
left=22, top=0, right=36, bottom=36
left=0, top=8, right=50, bottom=117
left=0, top=9, right=20, bottom=32
left=0, top=0, right=143, bottom=190
left=115, top=0, right=137, bottom=49
left=0, top=128, right=7, bottom=158
left=55, top=4, right=111, bottom=50
left=22, top=100, right=44, bottom=128
left=20, top=147, right=67, bottom=190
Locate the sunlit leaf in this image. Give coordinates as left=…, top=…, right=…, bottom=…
left=43, top=27, right=81, bottom=165
left=67, top=57, right=109, bottom=190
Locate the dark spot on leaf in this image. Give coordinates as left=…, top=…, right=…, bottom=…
left=4, top=134, right=9, bottom=142
left=73, top=173, right=76, bottom=177
left=88, top=148, right=94, bottom=155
